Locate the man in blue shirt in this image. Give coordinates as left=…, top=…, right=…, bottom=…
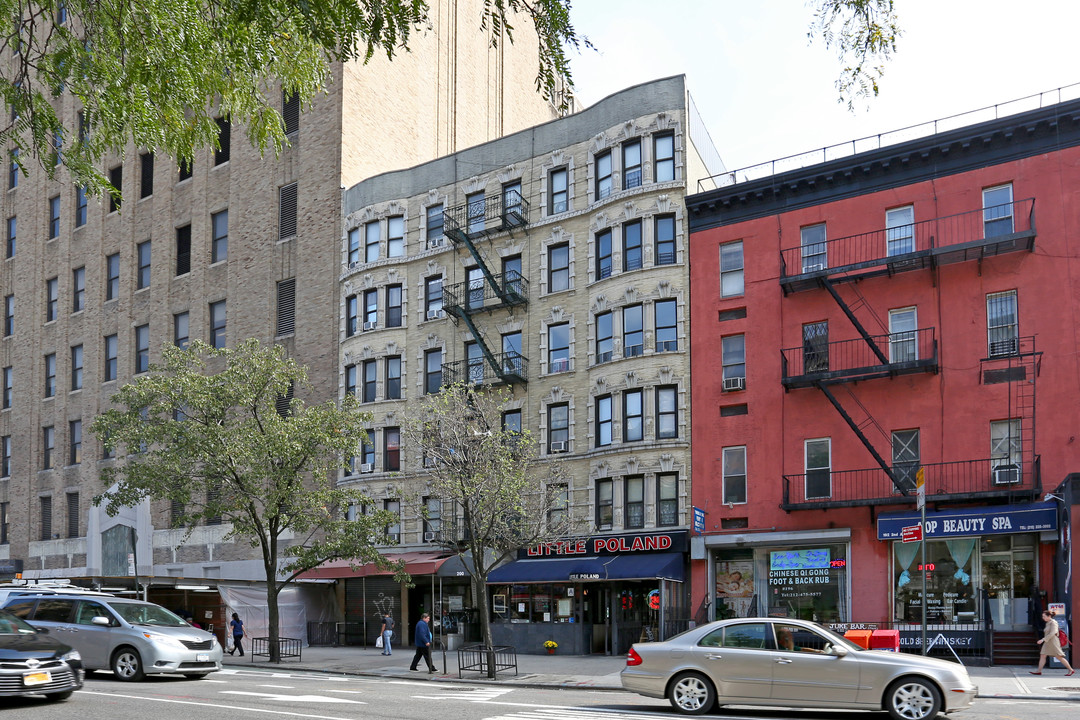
left=410, top=612, right=437, bottom=672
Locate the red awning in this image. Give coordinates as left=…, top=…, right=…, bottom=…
left=298, top=551, right=454, bottom=580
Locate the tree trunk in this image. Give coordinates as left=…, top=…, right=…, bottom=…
left=267, top=582, right=280, bottom=662
left=473, top=572, right=496, bottom=679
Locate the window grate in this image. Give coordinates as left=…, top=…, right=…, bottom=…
left=66, top=492, right=79, bottom=538
left=40, top=496, right=52, bottom=540
left=282, top=92, right=300, bottom=137
left=276, top=278, right=296, bottom=336
left=140, top=152, right=154, bottom=198
left=279, top=183, right=298, bottom=240
left=276, top=382, right=294, bottom=417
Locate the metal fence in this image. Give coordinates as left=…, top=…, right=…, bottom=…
left=457, top=644, right=518, bottom=679
left=250, top=636, right=303, bottom=662
left=307, top=621, right=337, bottom=646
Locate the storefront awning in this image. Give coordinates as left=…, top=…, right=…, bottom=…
left=877, top=501, right=1058, bottom=540
left=298, top=551, right=454, bottom=580
left=487, top=552, right=684, bottom=584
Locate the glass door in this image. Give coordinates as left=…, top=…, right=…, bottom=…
left=981, top=535, right=1036, bottom=630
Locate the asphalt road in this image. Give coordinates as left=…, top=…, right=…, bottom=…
left=10, top=666, right=1077, bottom=720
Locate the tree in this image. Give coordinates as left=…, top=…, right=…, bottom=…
left=401, top=382, right=573, bottom=676
left=0, top=0, right=589, bottom=195
left=810, top=0, right=902, bottom=109
left=91, top=339, right=400, bottom=661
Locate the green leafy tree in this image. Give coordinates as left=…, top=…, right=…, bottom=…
left=91, top=339, right=399, bottom=661
left=810, top=0, right=902, bottom=108
left=401, top=382, right=573, bottom=675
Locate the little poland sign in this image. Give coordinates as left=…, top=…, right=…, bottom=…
left=901, top=524, right=923, bottom=543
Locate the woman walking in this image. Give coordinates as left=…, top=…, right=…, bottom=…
left=229, top=612, right=248, bottom=657
left=1030, top=610, right=1074, bottom=676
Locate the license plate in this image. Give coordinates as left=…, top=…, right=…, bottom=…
left=196, top=654, right=209, bottom=662
left=23, top=671, right=51, bottom=686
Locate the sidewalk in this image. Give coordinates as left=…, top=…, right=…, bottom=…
left=222, top=644, right=1080, bottom=701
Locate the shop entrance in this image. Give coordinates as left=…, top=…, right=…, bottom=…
left=982, top=535, right=1035, bottom=630
left=585, top=586, right=610, bottom=654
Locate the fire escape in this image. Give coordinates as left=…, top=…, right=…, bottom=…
left=441, top=189, right=530, bottom=386
left=778, top=199, right=1041, bottom=511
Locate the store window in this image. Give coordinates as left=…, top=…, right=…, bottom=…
left=893, top=539, right=977, bottom=623
left=766, top=545, right=849, bottom=623
left=490, top=583, right=574, bottom=623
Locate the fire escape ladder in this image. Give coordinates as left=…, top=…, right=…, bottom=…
left=445, top=229, right=501, bottom=298
left=816, top=381, right=908, bottom=495
left=822, top=279, right=889, bottom=365
left=450, top=310, right=501, bottom=377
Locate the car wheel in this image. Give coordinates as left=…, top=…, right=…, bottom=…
left=44, top=690, right=74, bottom=702
left=886, top=676, right=942, bottom=720
left=111, top=647, right=145, bottom=682
left=668, top=671, right=716, bottom=715
left=184, top=673, right=209, bottom=680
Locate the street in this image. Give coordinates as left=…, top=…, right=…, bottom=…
left=8, top=667, right=1076, bottom=720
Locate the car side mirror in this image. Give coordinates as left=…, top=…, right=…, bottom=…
left=826, top=643, right=848, bottom=657
left=92, top=616, right=111, bottom=626
left=34, top=626, right=49, bottom=634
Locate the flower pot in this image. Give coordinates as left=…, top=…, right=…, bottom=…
left=547, top=648, right=555, bottom=655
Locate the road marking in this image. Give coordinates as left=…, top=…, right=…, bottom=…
left=221, top=691, right=365, bottom=704
left=259, top=684, right=297, bottom=689
left=78, top=690, right=357, bottom=720
left=414, top=686, right=515, bottom=702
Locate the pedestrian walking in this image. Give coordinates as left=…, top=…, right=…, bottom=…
left=379, top=613, right=395, bottom=655
left=409, top=612, right=437, bottom=673
left=229, top=612, right=247, bottom=657
left=1030, top=610, right=1074, bottom=675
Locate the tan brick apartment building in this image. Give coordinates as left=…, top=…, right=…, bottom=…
left=0, top=0, right=561, bottom=587
left=322, top=76, right=723, bottom=654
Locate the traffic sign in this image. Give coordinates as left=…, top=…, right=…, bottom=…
left=901, top=524, right=923, bottom=543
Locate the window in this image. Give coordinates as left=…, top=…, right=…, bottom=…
left=654, top=132, right=675, bottom=182
left=74, top=187, right=86, bottom=227
left=983, top=184, right=1014, bottom=238
left=803, top=321, right=829, bottom=373
left=364, top=221, right=380, bottom=262
left=548, top=403, right=568, bottom=453
left=623, top=140, right=642, bottom=189
left=596, top=229, right=612, bottom=279
left=5, top=215, right=13, bottom=257
left=279, top=182, right=297, bottom=240
left=596, top=395, right=612, bottom=447
left=345, top=294, right=358, bottom=337
left=0, top=436, right=8, bottom=478
left=282, top=90, right=299, bottom=136
left=139, top=151, right=154, bottom=198
left=625, top=476, right=645, bottom=528
left=548, top=243, right=569, bottom=292
left=384, top=427, right=400, bottom=472
left=623, top=220, right=642, bottom=271
left=466, top=191, right=486, bottom=234
left=596, top=478, right=613, bottom=528
left=211, top=210, right=228, bottom=263
left=658, top=473, right=678, bottom=526
left=426, top=204, right=444, bottom=246
left=214, top=117, right=230, bottom=165
left=387, top=215, right=404, bottom=258
left=209, top=300, right=226, bottom=348
left=425, top=275, right=442, bottom=317
left=347, top=228, right=360, bottom=266
left=723, top=447, right=747, bottom=504
left=800, top=223, right=827, bottom=272
left=136, top=240, right=151, bottom=289
left=548, top=323, right=570, bottom=373
left=596, top=311, right=613, bottom=364
left=466, top=266, right=484, bottom=311
left=71, top=267, right=86, bottom=312
left=104, top=334, right=117, bottom=380
left=722, top=334, right=745, bottom=384
left=501, top=332, right=523, bottom=377
left=595, top=151, right=612, bottom=200
left=805, top=438, right=831, bottom=499
left=549, top=167, right=568, bottom=214
left=363, top=289, right=377, bottom=329
left=40, top=496, right=53, bottom=539
left=656, top=386, right=677, bottom=439
left=108, top=165, right=122, bottom=213
left=889, top=307, right=917, bottom=363
left=720, top=240, right=744, bottom=297
left=134, top=324, right=149, bottom=373
left=70, top=344, right=82, bottom=390
left=46, top=276, right=57, bottom=321
left=987, top=290, right=1018, bottom=357
left=106, top=253, right=119, bottom=301
left=66, top=491, right=79, bottom=538
left=42, top=427, right=55, bottom=470
left=44, top=353, right=55, bottom=397
left=173, top=224, right=191, bottom=276
left=891, top=429, right=920, bottom=493
left=1, top=367, right=10, bottom=408
left=623, top=389, right=643, bottom=442
left=7, top=149, right=16, bottom=189
left=69, top=420, right=81, bottom=465
left=3, top=294, right=11, bottom=336
left=991, top=419, right=1021, bottom=484
left=655, top=300, right=677, bottom=352
left=385, top=356, right=401, bottom=400
left=276, top=278, right=295, bottom=336
left=886, top=205, right=914, bottom=256
left=51, top=130, right=62, bottom=166
left=48, top=195, right=60, bottom=238
left=425, top=348, right=442, bottom=394
left=344, top=364, right=357, bottom=398
left=466, top=341, right=484, bottom=384
left=424, top=497, right=442, bottom=538
left=384, top=498, right=401, bottom=543
left=623, top=305, right=643, bottom=357
left=656, top=215, right=676, bottom=265
left=359, top=430, right=375, bottom=468
left=173, top=313, right=188, bottom=349
left=361, top=360, right=376, bottom=403
left=386, top=285, right=402, bottom=327
left=178, top=159, right=192, bottom=182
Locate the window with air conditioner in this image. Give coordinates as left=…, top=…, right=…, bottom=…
left=990, top=419, right=1021, bottom=484
left=800, top=223, right=827, bottom=273
left=426, top=204, right=444, bottom=247
left=722, top=335, right=745, bottom=387
left=722, top=376, right=745, bottom=392
left=548, top=403, right=568, bottom=454
left=986, top=290, right=1018, bottom=357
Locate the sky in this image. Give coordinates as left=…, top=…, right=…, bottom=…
left=567, top=1, right=1080, bottom=176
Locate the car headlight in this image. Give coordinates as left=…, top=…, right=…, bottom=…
left=142, top=632, right=186, bottom=649
left=60, top=649, right=82, bottom=663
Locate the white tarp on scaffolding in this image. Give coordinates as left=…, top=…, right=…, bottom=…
left=217, top=583, right=338, bottom=647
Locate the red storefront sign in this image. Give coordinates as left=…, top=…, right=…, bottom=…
left=523, top=530, right=687, bottom=558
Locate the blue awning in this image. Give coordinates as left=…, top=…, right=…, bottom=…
left=488, top=552, right=684, bottom=584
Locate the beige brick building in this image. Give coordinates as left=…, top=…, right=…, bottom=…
left=0, top=0, right=561, bottom=586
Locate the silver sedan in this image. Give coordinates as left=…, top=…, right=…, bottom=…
left=620, top=618, right=976, bottom=719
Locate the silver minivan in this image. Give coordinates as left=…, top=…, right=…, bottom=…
left=2, top=594, right=223, bottom=680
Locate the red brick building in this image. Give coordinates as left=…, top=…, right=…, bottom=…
left=686, top=96, right=1080, bottom=664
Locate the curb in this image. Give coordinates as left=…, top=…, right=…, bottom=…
left=978, top=693, right=1080, bottom=702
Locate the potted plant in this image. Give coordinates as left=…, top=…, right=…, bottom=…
left=543, top=640, right=558, bottom=655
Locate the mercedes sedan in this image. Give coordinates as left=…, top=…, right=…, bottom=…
left=621, top=618, right=976, bottom=719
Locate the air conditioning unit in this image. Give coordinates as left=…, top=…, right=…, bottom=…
left=362, top=321, right=376, bottom=332
left=803, top=263, right=827, bottom=273
left=550, top=441, right=567, bottom=453
left=422, top=456, right=436, bottom=468
left=988, top=338, right=1018, bottom=357
left=426, top=309, right=443, bottom=321
left=359, top=463, right=374, bottom=474
left=723, top=376, right=746, bottom=391
left=348, top=260, right=361, bottom=270
left=993, top=464, right=1020, bottom=485
left=423, top=531, right=438, bottom=543
left=427, top=237, right=444, bottom=249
